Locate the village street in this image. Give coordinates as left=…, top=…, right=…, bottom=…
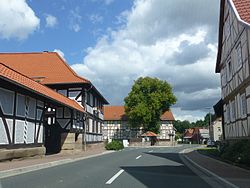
left=0, top=145, right=212, bottom=188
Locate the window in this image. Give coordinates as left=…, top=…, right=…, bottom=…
left=87, top=93, right=90, bottom=105
left=236, top=43, right=243, bottom=68
left=227, top=59, right=232, bottom=81
left=58, top=90, right=67, bottom=96
left=240, top=93, right=247, bottom=117
left=221, top=68, right=227, bottom=87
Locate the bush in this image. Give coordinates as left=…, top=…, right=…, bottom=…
left=105, top=140, right=124, bottom=151
left=221, top=139, right=250, bottom=166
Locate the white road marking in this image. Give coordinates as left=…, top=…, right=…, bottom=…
left=148, top=150, right=153, bottom=153
left=105, top=169, right=124, bottom=185
left=136, top=155, right=142, bottom=159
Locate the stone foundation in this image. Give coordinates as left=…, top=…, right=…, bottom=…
left=0, top=147, right=46, bottom=161
left=61, top=132, right=105, bottom=152
left=61, top=133, right=76, bottom=150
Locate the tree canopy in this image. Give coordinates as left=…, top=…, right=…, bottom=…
left=124, top=77, right=177, bottom=133
left=173, top=113, right=216, bottom=134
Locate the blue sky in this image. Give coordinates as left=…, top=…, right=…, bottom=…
left=0, top=0, right=221, bottom=122
left=0, top=0, right=133, bottom=64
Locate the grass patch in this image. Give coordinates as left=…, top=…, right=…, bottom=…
left=197, top=148, right=220, bottom=157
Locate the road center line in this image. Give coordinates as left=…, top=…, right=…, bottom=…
left=105, top=169, right=124, bottom=185
left=136, top=155, right=142, bottom=159
left=148, top=150, right=153, bottom=153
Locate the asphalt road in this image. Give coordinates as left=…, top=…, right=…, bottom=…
left=0, top=145, right=211, bottom=188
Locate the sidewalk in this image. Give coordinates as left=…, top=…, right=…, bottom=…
left=0, top=147, right=113, bottom=179
left=185, top=150, right=250, bottom=188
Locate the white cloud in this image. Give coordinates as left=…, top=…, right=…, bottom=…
left=89, top=14, right=103, bottom=24
left=172, top=108, right=205, bottom=122
left=71, top=0, right=220, bottom=122
left=53, top=49, right=65, bottom=61
left=45, top=14, right=58, bottom=28
left=0, top=0, right=40, bottom=40
left=69, top=7, right=82, bottom=32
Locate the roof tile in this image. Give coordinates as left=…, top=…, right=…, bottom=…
left=0, top=63, right=84, bottom=112
left=232, top=0, right=250, bottom=24
left=103, top=106, right=175, bottom=121
left=0, top=52, right=89, bottom=85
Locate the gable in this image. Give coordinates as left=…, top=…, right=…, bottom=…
left=216, top=0, right=250, bottom=73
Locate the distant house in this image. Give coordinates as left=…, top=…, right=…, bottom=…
left=210, top=118, right=223, bottom=142
left=183, top=127, right=209, bottom=144
left=103, top=106, right=176, bottom=142
left=215, top=0, right=250, bottom=139
left=0, top=52, right=108, bottom=156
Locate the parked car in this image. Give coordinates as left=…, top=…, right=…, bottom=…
left=207, top=140, right=216, bottom=147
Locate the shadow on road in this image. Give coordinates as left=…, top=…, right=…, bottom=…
left=121, top=152, right=211, bottom=188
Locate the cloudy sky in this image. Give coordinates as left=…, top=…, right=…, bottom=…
left=0, top=0, right=221, bottom=122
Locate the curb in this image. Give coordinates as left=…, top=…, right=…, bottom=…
left=0, top=150, right=115, bottom=179
left=179, top=149, right=238, bottom=188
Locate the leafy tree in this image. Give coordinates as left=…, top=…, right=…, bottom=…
left=173, top=113, right=216, bottom=135
left=173, top=120, right=191, bottom=133
left=124, top=77, right=177, bottom=133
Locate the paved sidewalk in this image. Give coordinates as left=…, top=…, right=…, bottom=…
left=185, top=150, right=250, bottom=188
left=0, top=147, right=113, bottom=178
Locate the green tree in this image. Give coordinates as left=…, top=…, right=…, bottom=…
left=173, top=120, right=191, bottom=133
left=124, top=77, right=177, bottom=133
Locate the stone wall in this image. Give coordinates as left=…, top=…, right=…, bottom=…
left=0, top=147, right=46, bottom=161
left=61, top=132, right=105, bottom=152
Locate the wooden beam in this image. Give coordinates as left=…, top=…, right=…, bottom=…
left=0, top=106, right=12, bottom=144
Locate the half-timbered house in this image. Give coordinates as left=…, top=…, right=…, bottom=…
left=103, top=106, right=176, bottom=143
left=0, top=63, right=85, bottom=160
left=0, top=52, right=108, bottom=155
left=216, top=0, right=250, bottom=139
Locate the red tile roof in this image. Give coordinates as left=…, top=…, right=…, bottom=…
left=216, top=0, right=250, bottom=72
left=0, top=63, right=84, bottom=112
left=183, top=128, right=199, bottom=139
left=232, top=0, right=250, bottom=24
left=103, top=106, right=127, bottom=121
left=160, top=110, right=175, bottom=121
left=141, top=131, right=158, bottom=137
left=0, top=52, right=89, bottom=85
left=103, top=106, right=175, bottom=121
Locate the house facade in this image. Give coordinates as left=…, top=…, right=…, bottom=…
left=103, top=106, right=176, bottom=141
left=210, top=118, right=223, bottom=141
left=183, top=127, right=209, bottom=144
left=216, top=0, right=250, bottom=139
left=0, top=63, right=85, bottom=160
left=0, top=52, right=108, bottom=156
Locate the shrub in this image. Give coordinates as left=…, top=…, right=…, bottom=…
left=221, top=139, right=250, bottom=166
left=105, top=140, right=124, bottom=151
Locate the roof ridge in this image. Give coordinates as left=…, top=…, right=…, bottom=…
left=0, top=52, right=46, bottom=55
